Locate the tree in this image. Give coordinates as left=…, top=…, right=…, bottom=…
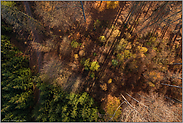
left=1, top=1, right=44, bottom=36
left=1, top=34, right=35, bottom=121
left=32, top=82, right=99, bottom=122
left=33, top=1, right=85, bottom=30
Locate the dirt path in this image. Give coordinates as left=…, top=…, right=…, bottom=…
left=23, top=1, right=42, bottom=107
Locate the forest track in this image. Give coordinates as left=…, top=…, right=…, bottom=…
left=23, top=1, right=42, bottom=113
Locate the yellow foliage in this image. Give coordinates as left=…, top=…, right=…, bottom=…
left=140, top=53, right=146, bottom=58
left=147, top=82, right=155, bottom=87
left=74, top=54, right=79, bottom=59
left=137, top=46, right=148, bottom=53
left=117, top=53, right=124, bottom=61
left=1, top=1, right=15, bottom=7
left=111, top=29, right=120, bottom=38
left=106, top=1, right=119, bottom=9
left=124, top=50, right=132, bottom=58
left=108, top=78, right=112, bottom=84
left=116, top=38, right=129, bottom=51
left=149, top=37, right=156, bottom=42
left=99, top=36, right=106, bottom=42
left=100, top=83, right=107, bottom=91
left=106, top=94, right=121, bottom=121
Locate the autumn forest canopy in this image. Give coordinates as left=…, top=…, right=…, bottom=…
left=1, top=1, right=182, bottom=122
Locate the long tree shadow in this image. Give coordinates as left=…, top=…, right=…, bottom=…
left=79, top=2, right=154, bottom=102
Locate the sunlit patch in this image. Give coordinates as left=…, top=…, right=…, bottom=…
left=74, top=54, right=79, bottom=59
left=108, top=78, right=112, bottom=84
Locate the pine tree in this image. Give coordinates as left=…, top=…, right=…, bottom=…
left=32, top=82, right=99, bottom=122
left=1, top=34, right=36, bottom=121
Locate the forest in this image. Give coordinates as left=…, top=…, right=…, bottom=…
left=1, top=1, right=182, bottom=122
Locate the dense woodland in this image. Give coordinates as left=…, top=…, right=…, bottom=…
left=1, top=1, right=182, bottom=122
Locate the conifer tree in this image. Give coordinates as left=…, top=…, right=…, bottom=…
left=32, top=82, right=99, bottom=122
left=1, top=34, right=35, bottom=121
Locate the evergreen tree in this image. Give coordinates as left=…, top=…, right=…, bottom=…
left=1, top=34, right=35, bottom=121
left=32, top=82, right=99, bottom=122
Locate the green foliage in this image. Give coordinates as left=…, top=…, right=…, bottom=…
left=116, top=38, right=128, bottom=52
left=71, top=40, right=80, bottom=48
left=149, top=37, right=156, bottom=42
left=106, top=1, right=119, bottom=9
left=146, top=41, right=152, bottom=46
left=80, top=58, right=86, bottom=65
left=83, top=59, right=100, bottom=71
left=1, top=1, right=16, bottom=7
left=90, top=61, right=100, bottom=71
left=124, top=50, right=132, bottom=59
left=112, top=59, right=118, bottom=66
left=90, top=72, right=95, bottom=79
left=117, top=53, right=124, bottom=62
left=137, top=46, right=148, bottom=53
left=84, top=58, right=91, bottom=70
left=1, top=21, right=13, bottom=33
left=33, top=82, right=99, bottom=122
left=93, top=52, right=97, bottom=56
left=99, top=36, right=106, bottom=42
left=1, top=35, right=35, bottom=121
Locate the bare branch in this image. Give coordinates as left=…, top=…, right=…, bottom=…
left=109, top=101, right=126, bottom=121
left=164, top=96, right=182, bottom=104
left=161, top=83, right=182, bottom=89
left=126, top=93, right=149, bottom=109
left=121, top=94, right=148, bottom=122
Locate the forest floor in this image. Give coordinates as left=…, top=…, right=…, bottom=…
left=9, top=1, right=182, bottom=119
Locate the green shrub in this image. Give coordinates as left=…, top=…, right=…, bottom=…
left=99, top=36, right=106, bottom=42
left=116, top=38, right=128, bottom=52
left=83, top=59, right=100, bottom=71
left=146, top=42, right=152, bottom=46
left=1, top=22, right=12, bottom=33
left=90, top=61, right=100, bottom=71
left=124, top=50, right=132, bottom=59
left=149, top=37, right=156, bottom=42
left=117, top=53, right=124, bottom=62
left=84, top=58, right=91, bottom=70
left=93, top=52, right=97, bottom=56
left=90, top=72, right=95, bottom=79
left=112, top=59, right=118, bottom=66
left=71, top=40, right=80, bottom=48
left=80, top=58, right=86, bottom=65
